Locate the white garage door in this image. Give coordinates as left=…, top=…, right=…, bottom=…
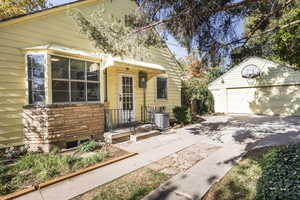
left=227, top=88, right=256, bottom=114
left=227, top=85, right=300, bottom=115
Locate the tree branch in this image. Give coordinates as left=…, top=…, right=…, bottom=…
left=134, top=0, right=268, bottom=33
left=224, top=19, right=300, bottom=47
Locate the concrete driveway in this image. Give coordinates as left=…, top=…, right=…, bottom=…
left=143, top=114, right=300, bottom=200
left=185, top=114, right=300, bottom=150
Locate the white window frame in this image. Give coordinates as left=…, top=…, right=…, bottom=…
left=51, top=55, right=101, bottom=104
left=25, top=51, right=48, bottom=105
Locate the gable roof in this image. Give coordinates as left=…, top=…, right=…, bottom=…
left=0, top=0, right=181, bottom=70
left=208, top=57, right=273, bottom=88
left=0, top=0, right=97, bottom=27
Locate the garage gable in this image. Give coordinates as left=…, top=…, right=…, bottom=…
left=209, top=57, right=300, bottom=116
left=209, top=57, right=300, bottom=90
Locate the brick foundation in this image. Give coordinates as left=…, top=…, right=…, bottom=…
left=23, top=103, right=105, bottom=152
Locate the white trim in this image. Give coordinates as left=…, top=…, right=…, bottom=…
left=103, top=56, right=166, bottom=72
left=25, top=51, right=48, bottom=105
left=118, top=73, right=136, bottom=121
left=23, top=44, right=100, bottom=60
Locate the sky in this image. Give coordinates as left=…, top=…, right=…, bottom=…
left=49, top=0, right=244, bottom=60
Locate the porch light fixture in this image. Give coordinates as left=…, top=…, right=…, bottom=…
left=139, top=71, right=147, bottom=88
left=89, top=63, right=100, bottom=72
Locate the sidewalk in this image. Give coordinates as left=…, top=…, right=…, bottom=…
left=143, top=144, right=245, bottom=200
left=16, top=128, right=218, bottom=200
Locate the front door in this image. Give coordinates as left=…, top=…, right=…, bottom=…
left=119, top=74, right=135, bottom=123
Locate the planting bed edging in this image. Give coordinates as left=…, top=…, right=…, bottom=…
left=1, top=150, right=138, bottom=200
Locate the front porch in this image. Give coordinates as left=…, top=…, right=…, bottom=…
left=103, top=57, right=174, bottom=130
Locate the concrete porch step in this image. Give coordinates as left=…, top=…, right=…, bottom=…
left=104, top=129, right=132, bottom=144
left=130, top=130, right=161, bottom=142
left=104, top=124, right=160, bottom=144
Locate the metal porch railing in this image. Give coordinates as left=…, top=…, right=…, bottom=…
left=104, top=109, right=135, bottom=131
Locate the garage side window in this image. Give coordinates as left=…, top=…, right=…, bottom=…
left=27, top=54, right=45, bottom=104
left=51, top=55, right=100, bottom=103
left=157, top=77, right=168, bottom=99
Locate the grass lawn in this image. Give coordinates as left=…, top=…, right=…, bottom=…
left=0, top=143, right=127, bottom=197
left=73, top=168, right=171, bottom=200
left=203, top=144, right=300, bottom=200
left=203, top=150, right=265, bottom=200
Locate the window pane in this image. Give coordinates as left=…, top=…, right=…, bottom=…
left=71, top=82, right=86, bottom=102
left=157, top=78, right=167, bottom=99
left=51, top=56, right=69, bottom=79
left=52, top=80, right=69, bottom=103
left=87, top=83, right=100, bottom=101
left=71, top=59, right=85, bottom=80
left=87, top=62, right=99, bottom=81
left=27, top=54, right=45, bottom=104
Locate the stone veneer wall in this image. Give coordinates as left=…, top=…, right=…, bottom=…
left=23, top=103, right=105, bottom=152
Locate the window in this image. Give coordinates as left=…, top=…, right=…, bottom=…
left=157, top=77, right=168, bottom=99
left=51, top=56, right=100, bottom=103
left=27, top=54, right=45, bottom=104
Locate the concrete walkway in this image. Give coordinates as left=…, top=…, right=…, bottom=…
left=16, top=128, right=218, bottom=200
left=143, top=144, right=245, bottom=200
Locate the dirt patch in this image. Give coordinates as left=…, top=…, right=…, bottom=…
left=148, top=143, right=221, bottom=175
left=104, top=145, right=129, bottom=159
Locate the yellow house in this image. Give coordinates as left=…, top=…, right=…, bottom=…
left=209, top=57, right=300, bottom=116
left=0, top=0, right=181, bottom=148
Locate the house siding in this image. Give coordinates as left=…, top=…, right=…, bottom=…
left=209, top=57, right=300, bottom=116
left=0, top=0, right=181, bottom=147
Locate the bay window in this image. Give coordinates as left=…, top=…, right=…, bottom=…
left=26, top=53, right=100, bottom=104
left=51, top=56, right=100, bottom=103
left=27, top=54, right=46, bottom=104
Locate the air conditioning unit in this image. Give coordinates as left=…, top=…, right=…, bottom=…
left=154, top=112, right=170, bottom=130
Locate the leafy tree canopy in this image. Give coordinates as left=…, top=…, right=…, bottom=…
left=132, top=0, right=298, bottom=67
left=71, top=0, right=299, bottom=68
left=0, top=0, right=49, bottom=20
left=70, top=8, right=163, bottom=59
left=231, top=0, right=300, bottom=68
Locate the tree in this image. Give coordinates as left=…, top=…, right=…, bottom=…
left=179, top=57, right=223, bottom=114
left=70, top=0, right=298, bottom=68
left=132, top=0, right=298, bottom=67
left=70, top=8, right=163, bottom=60
left=231, top=0, right=300, bottom=68
left=0, top=0, right=49, bottom=20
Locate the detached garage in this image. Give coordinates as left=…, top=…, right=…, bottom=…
left=209, top=57, right=300, bottom=116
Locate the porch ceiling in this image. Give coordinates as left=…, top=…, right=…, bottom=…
left=102, top=57, right=166, bottom=73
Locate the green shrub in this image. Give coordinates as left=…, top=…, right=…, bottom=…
left=49, top=146, right=61, bottom=154
left=78, top=140, right=98, bottom=153
left=194, top=88, right=214, bottom=114
left=81, top=152, right=106, bottom=167
left=0, top=160, right=16, bottom=195
left=172, top=106, right=192, bottom=125
left=14, top=152, right=81, bottom=181
left=0, top=149, right=108, bottom=196
left=256, top=144, right=300, bottom=200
